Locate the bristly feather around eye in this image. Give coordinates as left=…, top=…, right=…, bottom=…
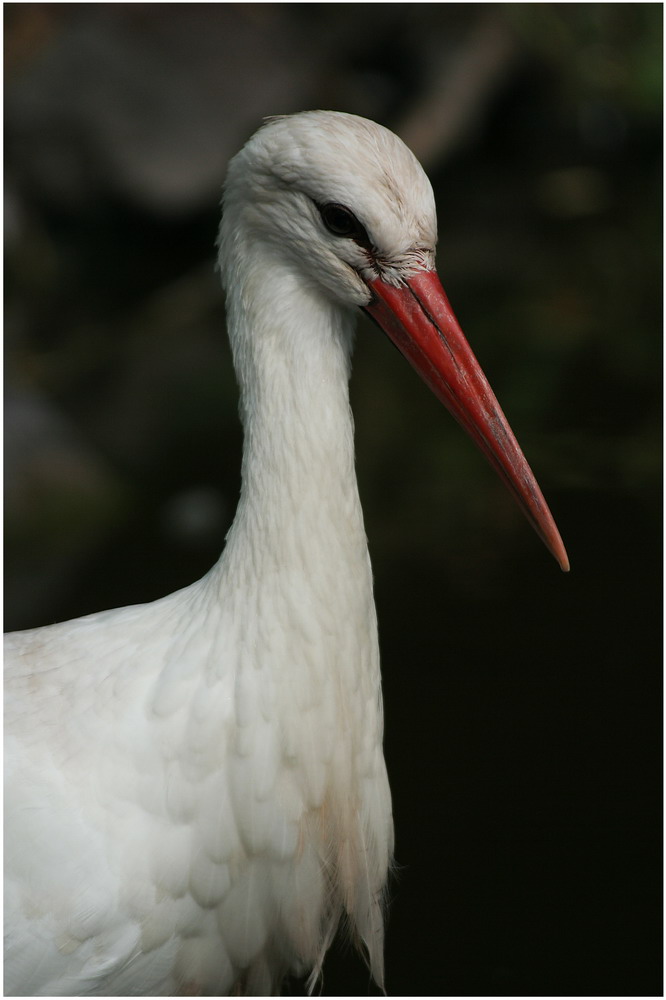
left=361, top=245, right=436, bottom=287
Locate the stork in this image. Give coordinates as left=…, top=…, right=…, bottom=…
left=4, top=111, right=568, bottom=997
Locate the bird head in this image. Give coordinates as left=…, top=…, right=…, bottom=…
left=220, top=111, right=439, bottom=306
left=219, top=111, right=568, bottom=571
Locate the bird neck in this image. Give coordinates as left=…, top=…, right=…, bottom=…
left=220, top=247, right=366, bottom=577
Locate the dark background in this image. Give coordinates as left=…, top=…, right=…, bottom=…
left=4, top=4, right=662, bottom=996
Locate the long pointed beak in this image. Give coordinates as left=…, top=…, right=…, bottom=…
left=364, top=269, right=569, bottom=572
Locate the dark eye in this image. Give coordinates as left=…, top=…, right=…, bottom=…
left=317, top=202, right=374, bottom=256
left=319, top=203, right=362, bottom=238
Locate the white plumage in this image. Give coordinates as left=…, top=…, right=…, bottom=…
left=4, top=111, right=567, bottom=997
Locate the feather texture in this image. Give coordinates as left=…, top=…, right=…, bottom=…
left=5, top=108, right=568, bottom=995
left=3, top=111, right=437, bottom=995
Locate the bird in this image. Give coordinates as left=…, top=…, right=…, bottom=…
left=4, top=110, right=569, bottom=997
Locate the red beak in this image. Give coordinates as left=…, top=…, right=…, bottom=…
left=364, top=270, right=569, bottom=572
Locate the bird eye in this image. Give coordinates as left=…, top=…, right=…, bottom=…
left=319, top=203, right=362, bottom=238
left=317, top=202, right=375, bottom=256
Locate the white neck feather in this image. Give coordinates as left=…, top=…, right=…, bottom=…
left=205, top=233, right=391, bottom=984
left=217, top=237, right=369, bottom=605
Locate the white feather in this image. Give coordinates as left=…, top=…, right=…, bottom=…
left=4, top=111, right=439, bottom=995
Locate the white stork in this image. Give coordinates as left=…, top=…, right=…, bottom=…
left=4, top=111, right=568, bottom=997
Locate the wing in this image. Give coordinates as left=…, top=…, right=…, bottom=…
left=4, top=598, right=195, bottom=995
